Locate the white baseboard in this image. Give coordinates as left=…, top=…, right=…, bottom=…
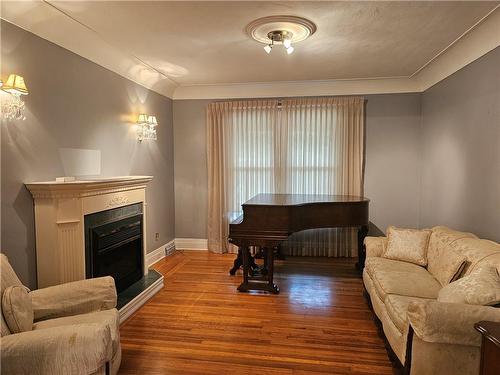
left=175, top=238, right=208, bottom=250
left=146, top=239, right=175, bottom=266
left=119, top=274, right=164, bottom=323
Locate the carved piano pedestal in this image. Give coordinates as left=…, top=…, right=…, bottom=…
left=229, top=194, right=370, bottom=294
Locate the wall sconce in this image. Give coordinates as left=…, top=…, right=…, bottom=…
left=1, top=74, right=29, bottom=120
left=137, top=113, right=158, bottom=141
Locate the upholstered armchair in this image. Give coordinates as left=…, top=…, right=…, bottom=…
left=0, top=254, right=121, bottom=375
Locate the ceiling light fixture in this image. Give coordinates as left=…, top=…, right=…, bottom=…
left=247, top=15, right=316, bottom=56
left=264, top=30, right=294, bottom=55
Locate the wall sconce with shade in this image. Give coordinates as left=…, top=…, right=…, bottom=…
left=1, top=74, right=29, bottom=120
left=136, top=113, right=158, bottom=141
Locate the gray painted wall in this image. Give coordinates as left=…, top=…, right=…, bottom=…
left=364, top=94, right=422, bottom=231
left=420, top=47, right=500, bottom=241
left=2, top=21, right=497, bottom=289
left=173, top=94, right=423, bottom=238
left=1, top=21, right=175, bottom=288
left=173, top=100, right=210, bottom=238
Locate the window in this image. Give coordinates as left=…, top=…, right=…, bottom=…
left=207, top=97, right=364, bottom=256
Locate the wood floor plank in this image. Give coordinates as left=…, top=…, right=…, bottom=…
left=119, top=251, right=394, bottom=374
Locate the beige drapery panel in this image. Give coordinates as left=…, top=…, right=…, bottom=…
left=206, top=97, right=365, bottom=256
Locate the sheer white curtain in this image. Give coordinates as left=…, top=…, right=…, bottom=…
left=206, top=97, right=365, bottom=256
left=206, top=100, right=279, bottom=253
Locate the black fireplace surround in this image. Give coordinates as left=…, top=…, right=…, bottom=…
left=84, top=203, right=144, bottom=293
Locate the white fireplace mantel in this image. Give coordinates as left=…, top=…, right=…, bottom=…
left=26, top=175, right=153, bottom=199
left=26, top=176, right=153, bottom=288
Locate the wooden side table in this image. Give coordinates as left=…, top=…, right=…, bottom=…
left=474, top=321, right=500, bottom=375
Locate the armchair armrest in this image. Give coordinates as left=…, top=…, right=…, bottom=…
left=31, top=276, right=117, bottom=322
left=1, top=323, right=112, bottom=374
left=407, top=300, right=500, bottom=347
left=364, top=236, right=387, bottom=258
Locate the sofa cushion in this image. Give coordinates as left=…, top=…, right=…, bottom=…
left=384, top=226, right=432, bottom=266
left=33, top=308, right=120, bottom=355
left=364, top=236, right=387, bottom=258
left=427, top=227, right=477, bottom=282
left=385, top=295, right=432, bottom=333
left=2, top=285, right=33, bottom=333
left=365, top=257, right=425, bottom=279
left=430, top=250, right=467, bottom=287
left=438, top=265, right=500, bottom=306
left=449, top=238, right=500, bottom=277
left=365, top=257, right=442, bottom=301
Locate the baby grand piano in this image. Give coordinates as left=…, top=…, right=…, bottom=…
left=228, top=193, right=370, bottom=294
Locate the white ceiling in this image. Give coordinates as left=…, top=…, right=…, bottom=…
left=2, top=1, right=500, bottom=98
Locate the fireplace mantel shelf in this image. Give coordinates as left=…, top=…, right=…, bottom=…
left=26, top=175, right=153, bottom=199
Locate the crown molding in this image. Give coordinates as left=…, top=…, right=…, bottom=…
left=413, top=5, right=500, bottom=91
left=173, top=77, right=418, bottom=100
left=2, top=2, right=498, bottom=101
left=1, top=1, right=177, bottom=99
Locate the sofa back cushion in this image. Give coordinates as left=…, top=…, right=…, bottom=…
left=431, top=251, right=468, bottom=287
left=0, top=254, right=25, bottom=336
left=438, top=265, right=500, bottom=306
left=449, top=237, right=500, bottom=277
left=427, top=227, right=477, bottom=283
left=383, top=226, right=432, bottom=266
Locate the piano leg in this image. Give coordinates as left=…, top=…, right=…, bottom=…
left=265, top=247, right=280, bottom=294
left=356, top=225, right=369, bottom=271
left=237, top=246, right=280, bottom=294
left=241, top=246, right=250, bottom=287
left=229, top=248, right=242, bottom=275
left=229, top=247, right=258, bottom=275
left=237, top=246, right=252, bottom=292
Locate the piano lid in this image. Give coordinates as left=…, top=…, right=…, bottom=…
left=242, top=193, right=370, bottom=206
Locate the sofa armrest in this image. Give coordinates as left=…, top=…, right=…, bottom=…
left=31, top=276, right=117, bottom=322
left=407, top=300, right=500, bottom=346
left=364, top=236, right=387, bottom=258
left=1, top=323, right=112, bottom=374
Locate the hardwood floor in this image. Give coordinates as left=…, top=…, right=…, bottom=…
left=119, top=251, right=394, bottom=374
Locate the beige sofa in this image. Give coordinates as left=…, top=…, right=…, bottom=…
left=363, top=226, right=500, bottom=375
left=0, top=254, right=121, bottom=374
